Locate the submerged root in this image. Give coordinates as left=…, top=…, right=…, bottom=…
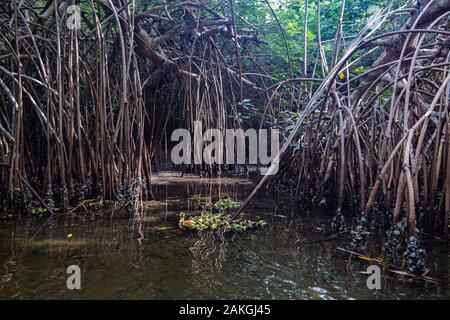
left=59, top=183, right=69, bottom=209
left=44, top=185, right=55, bottom=211
left=403, top=234, right=427, bottom=274
left=116, top=181, right=140, bottom=218
left=331, top=208, right=346, bottom=233
left=350, top=216, right=371, bottom=250
left=384, top=218, right=407, bottom=264
left=71, top=183, right=88, bottom=205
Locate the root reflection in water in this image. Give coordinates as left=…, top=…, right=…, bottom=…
left=189, top=228, right=230, bottom=295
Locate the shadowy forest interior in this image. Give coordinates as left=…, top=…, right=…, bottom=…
left=0, top=0, right=449, bottom=299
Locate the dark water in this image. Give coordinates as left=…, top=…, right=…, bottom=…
left=0, top=174, right=448, bottom=299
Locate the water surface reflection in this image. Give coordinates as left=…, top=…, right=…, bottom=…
left=0, top=175, right=448, bottom=299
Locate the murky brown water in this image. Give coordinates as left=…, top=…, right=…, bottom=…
left=0, top=174, right=448, bottom=299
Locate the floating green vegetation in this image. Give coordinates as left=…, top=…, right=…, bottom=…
left=28, top=203, right=48, bottom=216
left=179, top=197, right=266, bottom=232
left=212, top=197, right=242, bottom=213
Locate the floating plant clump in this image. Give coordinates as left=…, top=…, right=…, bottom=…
left=179, top=198, right=267, bottom=232
left=211, top=197, right=243, bottom=213
left=403, top=235, right=427, bottom=274
left=179, top=212, right=267, bottom=232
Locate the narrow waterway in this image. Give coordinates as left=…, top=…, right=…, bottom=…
left=0, top=173, right=448, bottom=299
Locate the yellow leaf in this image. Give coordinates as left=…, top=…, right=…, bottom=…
left=67, top=233, right=73, bottom=239
left=182, top=220, right=195, bottom=228
left=156, top=226, right=173, bottom=231
left=339, top=72, right=345, bottom=80
left=357, top=255, right=371, bottom=261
